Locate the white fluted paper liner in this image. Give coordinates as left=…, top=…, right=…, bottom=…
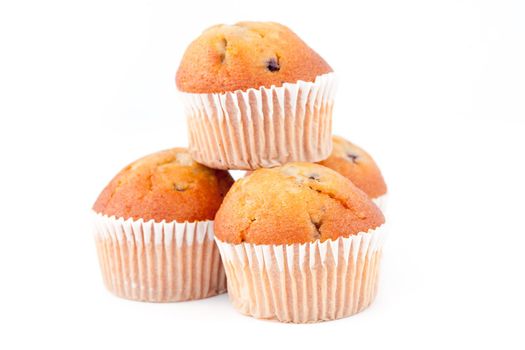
left=372, top=193, right=388, bottom=213
left=179, top=73, right=337, bottom=170
left=215, top=225, right=386, bottom=323
left=92, top=212, right=226, bottom=302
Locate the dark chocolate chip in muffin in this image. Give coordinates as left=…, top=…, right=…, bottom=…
left=308, top=173, right=321, bottom=181
left=310, top=216, right=322, bottom=240
left=347, top=153, right=359, bottom=163
left=267, top=57, right=280, bottom=72
left=219, top=38, right=227, bottom=63
left=311, top=221, right=321, bottom=239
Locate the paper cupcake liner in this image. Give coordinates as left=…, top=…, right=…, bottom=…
left=179, top=73, right=337, bottom=170
left=215, top=225, right=385, bottom=323
left=372, top=193, right=388, bottom=213
left=93, top=212, right=226, bottom=302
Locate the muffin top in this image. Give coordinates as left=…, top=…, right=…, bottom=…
left=93, top=148, right=234, bottom=222
left=176, top=22, right=333, bottom=93
left=318, top=136, right=387, bottom=199
left=215, top=163, right=384, bottom=245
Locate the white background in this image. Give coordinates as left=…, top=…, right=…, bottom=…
left=1, top=0, right=524, bottom=349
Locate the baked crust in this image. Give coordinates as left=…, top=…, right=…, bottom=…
left=93, top=148, right=234, bottom=222
left=318, top=136, right=387, bottom=199
left=215, top=162, right=384, bottom=244
left=176, top=22, right=333, bottom=93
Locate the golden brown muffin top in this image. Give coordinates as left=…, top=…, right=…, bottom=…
left=215, top=163, right=384, bottom=245
left=318, top=136, right=387, bottom=199
left=176, top=22, right=333, bottom=93
left=93, top=148, right=234, bottom=222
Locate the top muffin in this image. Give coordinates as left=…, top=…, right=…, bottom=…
left=318, top=136, right=387, bottom=199
left=215, top=163, right=384, bottom=245
left=176, top=22, right=333, bottom=93
left=93, top=148, right=234, bottom=222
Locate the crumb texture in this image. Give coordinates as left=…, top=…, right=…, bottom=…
left=318, top=136, right=387, bottom=198
left=214, top=163, right=384, bottom=244
left=176, top=22, right=333, bottom=93
left=93, top=148, right=234, bottom=222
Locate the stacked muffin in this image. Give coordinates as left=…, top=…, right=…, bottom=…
left=92, top=22, right=388, bottom=322
left=92, top=148, right=233, bottom=301
left=177, top=22, right=335, bottom=169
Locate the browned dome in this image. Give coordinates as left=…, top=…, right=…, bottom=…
left=215, top=162, right=384, bottom=245
left=176, top=22, right=333, bottom=93
left=318, top=136, right=387, bottom=199
left=93, top=148, right=234, bottom=222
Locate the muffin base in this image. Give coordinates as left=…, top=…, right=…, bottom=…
left=180, top=73, right=336, bottom=170
left=93, top=212, right=226, bottom=302
left=216, top=225, right=385, bottom=323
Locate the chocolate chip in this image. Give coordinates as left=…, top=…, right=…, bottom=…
left=347, top=153, right=358, bottom=163
left=310, top=219, right=321, bottom=240
left=266, top=57, right=280, bottom=72
left=308, top=173, right=320, bottom=181
left=219, top=38, right=227, bottom=63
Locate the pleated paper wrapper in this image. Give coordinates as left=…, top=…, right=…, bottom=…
left=93, top=212, right=226, bottom=302
left=216, top=225, right=385, bottom=323
left=179, top=73, right=337, bottom=170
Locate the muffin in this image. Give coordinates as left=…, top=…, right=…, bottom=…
left=318, top=136, right=387, bottom=210
left=214, top=163, right=386, bottom=323
left=176, top=22, right=336, bottom=170
left=92, top=148, right=234, bottom=302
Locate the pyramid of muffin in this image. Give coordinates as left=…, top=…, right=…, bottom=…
left=92, top=22, right=387, bottom=323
